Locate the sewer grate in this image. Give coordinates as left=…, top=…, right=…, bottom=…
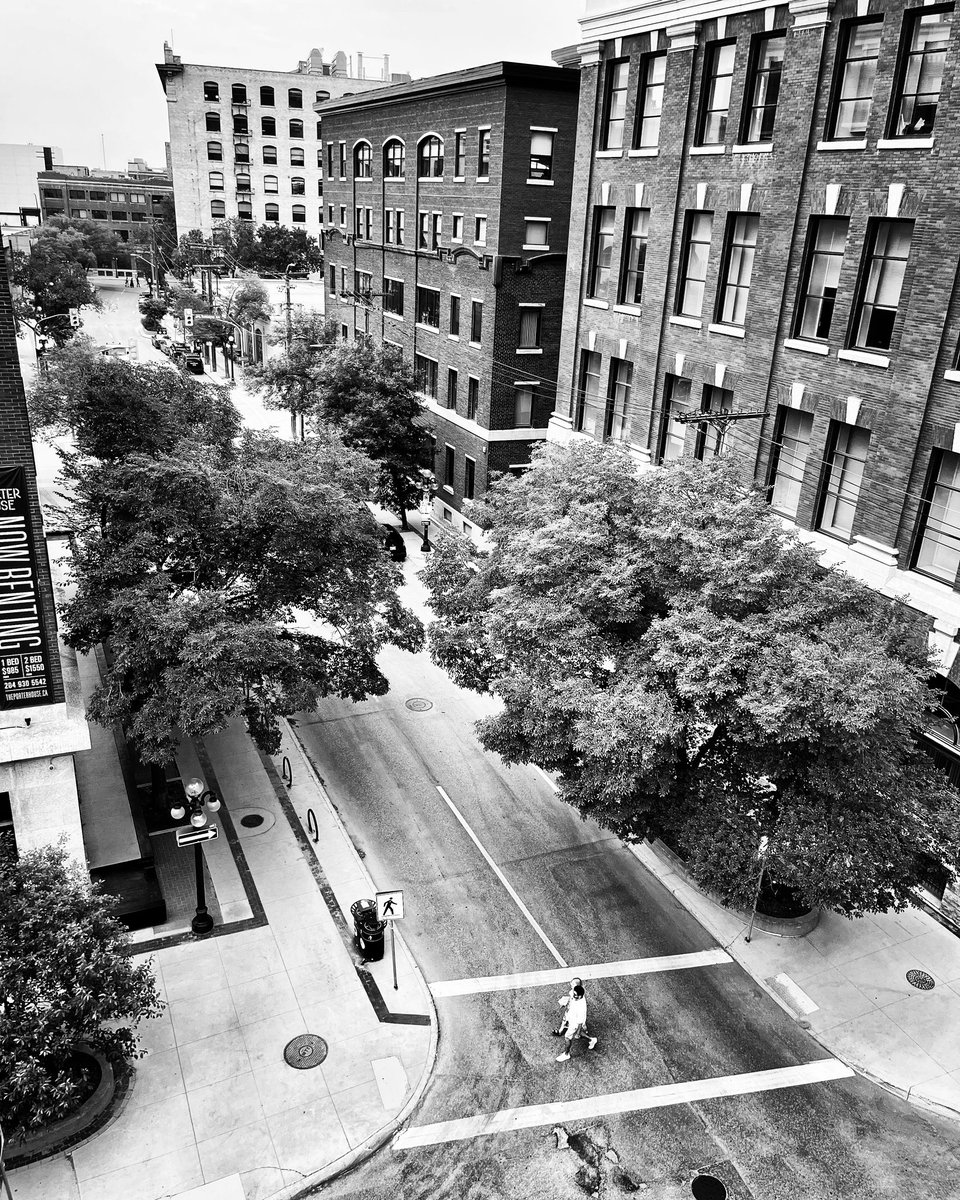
left=283, top=1034, right=328, bottom=1069
left=691, top=1177, right=727, bottom=1200
left=405, top=697, right=433, bottom=712
left=240, top=814, right=265, bottom=828
left=906, top=969, right=935, bottom=991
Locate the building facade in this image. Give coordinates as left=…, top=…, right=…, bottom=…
left=552, top=0, right=960, bottom=920
left=318, top=62, right=580, bottom=531
left=0, top=143, right=62, bottom=226
left=156, top=44, right=409, bottom=241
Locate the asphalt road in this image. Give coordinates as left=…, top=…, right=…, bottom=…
left=292, top=622, right=960, bottom=1200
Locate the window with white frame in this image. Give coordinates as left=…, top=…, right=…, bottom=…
left=414, top=354, right=439, bottom=398
left=418, top=135, right=444, bottom=177
left=383, top=277, right=404, bottom=317
left=524, top=218, right=550, bottom=248
left=604, top=359, right=632, bottom=442
left=518, top=306, right=542, bottom=349
left=452, top=214, right=464, bottom=242
left=676, top=211, right=713, bottom=318
left=850, top=219, right=913, bottom=352
left=474, top=215, right=487, bottom=245
left=634, top=53, right=666, bottom=149
left=529, top=130, right=554, bottom=180
left=658, top=374, right=690, bottom=462
left=915, top=449, right=960, bottom=584
left=769, top=407, right=813, bottom=517
left=470, top=300, right=483, bottom=344
left=416, top=286, right=441, bottom=328
left=818, top=422, right=870, bottom=539
left=515, top=386, right=535, bottom=427
left=618, top=208, right=649, bottom=306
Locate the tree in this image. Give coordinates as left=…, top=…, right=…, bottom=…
left=245, top=313, right=339, bottom=439
left=30, top=345, right=422, bottom=763
left=310, top=341, right=435, bottom=528
left=253, top=224, right=323, bottom=274
left=0, top=843, right=163, bottom=1138
left=138, top=295, right=168, bottom=332
left=420, top=442, right=960, bottom=917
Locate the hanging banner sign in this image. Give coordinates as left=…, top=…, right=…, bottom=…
left=0, top=466, right=55, bottom=708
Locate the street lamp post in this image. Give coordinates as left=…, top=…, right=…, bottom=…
left=744, top=776, right=777, bottom=944
left=226, top=334, right=235, bottom=381
left=418, top=493, right=433, bottom=553
left=170, top=776, right=221, bottom=934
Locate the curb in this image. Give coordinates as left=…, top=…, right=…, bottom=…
left=264, top=718, right=440, bottom=1199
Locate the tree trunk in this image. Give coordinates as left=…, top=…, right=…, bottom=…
left=290, top=408, right=298, bottom=441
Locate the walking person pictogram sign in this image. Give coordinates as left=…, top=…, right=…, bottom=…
left=376, top=890, right=404, bottom=990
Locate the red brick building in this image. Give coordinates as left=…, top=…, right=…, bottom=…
left=317, top=62, right=579, bottom=534
left=551, top=0, right=960, bottom=920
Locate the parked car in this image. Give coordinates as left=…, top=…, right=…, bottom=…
left=100, top=344, right=133, bottom=360
left=182, top=353, right=205, bottom=375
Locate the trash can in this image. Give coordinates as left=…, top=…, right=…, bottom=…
left=350, top=898, right=386, bottom=962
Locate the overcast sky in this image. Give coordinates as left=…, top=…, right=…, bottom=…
left=1, top=0, right=584, bottom=171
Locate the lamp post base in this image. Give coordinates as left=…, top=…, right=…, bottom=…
left=192, top=909, right=215, bottom=935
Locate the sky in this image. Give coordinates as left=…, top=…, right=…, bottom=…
left=1, top=0, right=584, bottom=171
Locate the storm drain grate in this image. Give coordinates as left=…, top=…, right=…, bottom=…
left=240, top=814, right=265, bottom=828
left=405, top=697, right=433, bottom=712
left=906, top=969, right=935, bottom=991
left=691, top=1176, right=727, bottom=1200
left=283, top=1034, right=328, bottom=1069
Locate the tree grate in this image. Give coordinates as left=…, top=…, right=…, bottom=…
left=906, top=969, right=935, bottom=991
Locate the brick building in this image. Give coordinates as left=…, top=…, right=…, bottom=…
left=156, top=44, right=409, bottom=242
left=551, top=0, right=960, bottom=922
left=318, top=62, right=580, bottom=532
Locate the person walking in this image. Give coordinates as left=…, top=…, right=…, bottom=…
left=556, top=982, right=597, bottom=1061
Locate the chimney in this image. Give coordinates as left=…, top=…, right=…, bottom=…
left=383, top=54, right=390, bottom=80
left=357, top=51, right=363, bottom=79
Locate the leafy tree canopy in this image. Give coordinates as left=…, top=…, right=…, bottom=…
left=421, top=442, right=960, bottom=916
left=170, top=221, right=321, bottom=278
left=245, top=314, right=339, bottom=438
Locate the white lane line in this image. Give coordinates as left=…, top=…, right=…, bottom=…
left=435, top=785, right=567, bottom=968
left=431, top=948, right=732, bottom=998
left=395, top=1059, right=854, bottom=1149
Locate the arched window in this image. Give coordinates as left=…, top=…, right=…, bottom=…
left=236, top=173, right=251, bottom=193
left=260, top=85, right=275, bottom=106
left=417, top=135, right=443, bottom=178
left=232, top=83, right=247, bottom=103
left=354, top=142, right=372, bottom=178
left=211, top=199, right=226, bottom=218
left=234, top=142, right=250, bottom=163
left=289, top=119, right=303, bottom=138
left=383, top=139, right=405, bottom=178
left=262, top=145, right=277, bottom=164
left=205, top=112, right=221, bottom=132
left=263, top=175, right=279, bottom=194
left=291, top=176, right=305, bottom=195
left=209, top=171, right=224, bottom=190
left=207, top=141, right=223, bottom=161
left=261, top=116, right=276, bottom=136
left=264, top=202, right=280, bottom=222
left=203, top=81, right=219, bottom=101
left=233, top=113, right=248, bottom=134
left=292, top=204, right=306, bottom=223
left=237, top=201, right=253, bottom=221
left=288, top=88, right=303, bottom=108
left=290, top=147, right=305, bottom=166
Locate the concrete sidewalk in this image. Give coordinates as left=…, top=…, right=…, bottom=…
left=9, top=717, right=435, bottom=1200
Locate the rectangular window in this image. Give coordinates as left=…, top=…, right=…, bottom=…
left=464, top=457, right=476, bottom=500
left=741, top=33, right=786, bottom=144
left=452, top=214, right=463, bottom=241
left=915, top=450, right=960, bottom=584
left=604, top=358, right=632, bottom=442
left=338, top=143, right=346, bottom=177
left=524, top=218, right=550, bottom=247
left=418, top=211, right=429, bottom=248
left=455, top=131, right=466, bottom=177
left=444, top=445, right=455, bottom=488
left=450, top=295, right=460, bottom=337
left=386, top=209, right=405, bottom=246
left=676, top=211, right=713, bottom=318
left=574, top=349, right=603, bottom=432
left=327, top=144, right=334, bottom=175
left=354, top=270, right=373, bottom=299
left=518, top=307, right=542, bottom=348
left=470, top=300, right=483, bottom=344
left=827, top=19, right=883, bottom=139
left=355, top=206, right=363, bottom=235
left=658, top=375, right=690, bottom=462
left=329, top=264, right=336, bottom=293
left=415, top=354, right=439, bottom=399
left=697, top=41, right=737, bottom=144
left=515, top=386, right=535, bottom=427
left=851, top=219, right=913, bottom=352
left=794, top=217, right=849, bottom=341
left=716, top=213, right=759, bottom=326
left=694, top=384, right=733, bottom=460
left=339, top=205, right=346, bottom=225
left=635, top=53, right=667, bottom=149
left=467, top=376, right=479, bottom=420
left=889, top=6, right=952, bottom=138
left=818, top=422, right=870, bottom=539
left=111, top=210, right=127, bottom=221
left=416, top=286, right=441, bottom=328
left=601, top=59, right=630, bottom=150
left=529, top=130, right=554, bottom=180
left=478, top=128, right=491, bottom=176
left=386, top=209, right=396, bottom=243
left=587, top=206, right=616, bottom=298
left=447, top=368, right=458, bottom=410
left=769, top=407, right=814, bottom=518
left=383, top=277, right=404, bottom=316
left=474, top=215, right=487, bottom=245
left=432, top=211, right=442, bottom=247
left=618, top=207, right=650, bottom=306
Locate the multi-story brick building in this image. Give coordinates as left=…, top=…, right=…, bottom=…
left=156, top=44, right=409, bottom=242
left=551, top=0, right=960, bottom=921
left=318, top=62, right=580, bottom=531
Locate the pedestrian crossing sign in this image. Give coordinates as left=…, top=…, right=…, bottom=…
left=376, top=890, right=404, bottom=921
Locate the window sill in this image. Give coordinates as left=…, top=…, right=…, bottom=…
left=451, top=237, right=463, bottom=244
left=690, top=145, right=725, bottom=155
left=628, top=147, right=658, bottom=157
left=783, top=337, right=830, bottom=356
left=876, top=136, right=935, bottom=150
left=944, top=369, right=960, bottom=383
left=516, top=347, right=543, bottom=355
left=816, top=139, right=867, bottom=151
left=837, top=347, right=890, bottom=368
left=583, top=298, right=609, bottom=310
left=522, top=244, right=550, bottom=252
left=447, top=334, right=460, bottom=341
left=669, top=315, right=702, bottom=329
left=596, top=149, right=623, bottom=158
left=385, top=176, right=406, bottom=183
left=415, top=323, right=440, bottom=334
left=442, top=485, right=455, bottom=495
left=454, top=176, right=466, bottom=182
left=473, top=243, right=487, bottom=249
left=353, top=177, right=372, bottom=183
left=526, top=178, right=554, bottom=186
left=707, top=322, right=745, bottom=339
left=476, top=176, right=490, bottom=183
left=731, top=143, right=773, bottom=154
left=468, top=341, right=482, bottom=349
left=612, top=304, right=642, bottom=317
left=384, top=311, right=404, bottom=322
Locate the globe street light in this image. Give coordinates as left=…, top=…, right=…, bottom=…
left=170, top=776, right=221, bottom=934
left=418, top=493, right=433, bottom=553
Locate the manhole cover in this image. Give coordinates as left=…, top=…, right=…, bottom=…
left=405, top=697, right=433, bottom=712
left=240, top=813, right=265, bottom=828
left=283, top=1034, right=328, bottom=1069
left=691, top=1177, right=727, bottom=1200
left=906, top=969, right=935, bottom=991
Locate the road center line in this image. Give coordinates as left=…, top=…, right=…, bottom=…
left=394, top=1059, right=854, bottom=1149
left=430, top=948, right=732, bottom=997
left=434, top=784, right=567, bottom=968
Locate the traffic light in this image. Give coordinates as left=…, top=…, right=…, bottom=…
left=183, top=307, right=194, bottom=328
left=68, top=308, right=80, bottom=329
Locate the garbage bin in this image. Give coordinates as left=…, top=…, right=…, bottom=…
left=350, top=898, right=386, bottom=962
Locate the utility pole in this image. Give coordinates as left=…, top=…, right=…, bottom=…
left=284, top=262, right=297, bottom=441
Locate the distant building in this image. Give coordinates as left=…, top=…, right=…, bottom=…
left=319, top=62, right=580, bottom=534
left=0, top=143, right=62, bottom=227
left=156, top=43, right=410, bottom=241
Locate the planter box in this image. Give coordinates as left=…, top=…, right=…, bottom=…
left=748, top=906, right=821, bottom=938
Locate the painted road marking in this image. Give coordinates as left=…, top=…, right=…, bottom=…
left=430, top=948, right=732, bottom=998
left=435, top=785, right=567, bottom=968
left=394, top=1059, right=854, bottom=1149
